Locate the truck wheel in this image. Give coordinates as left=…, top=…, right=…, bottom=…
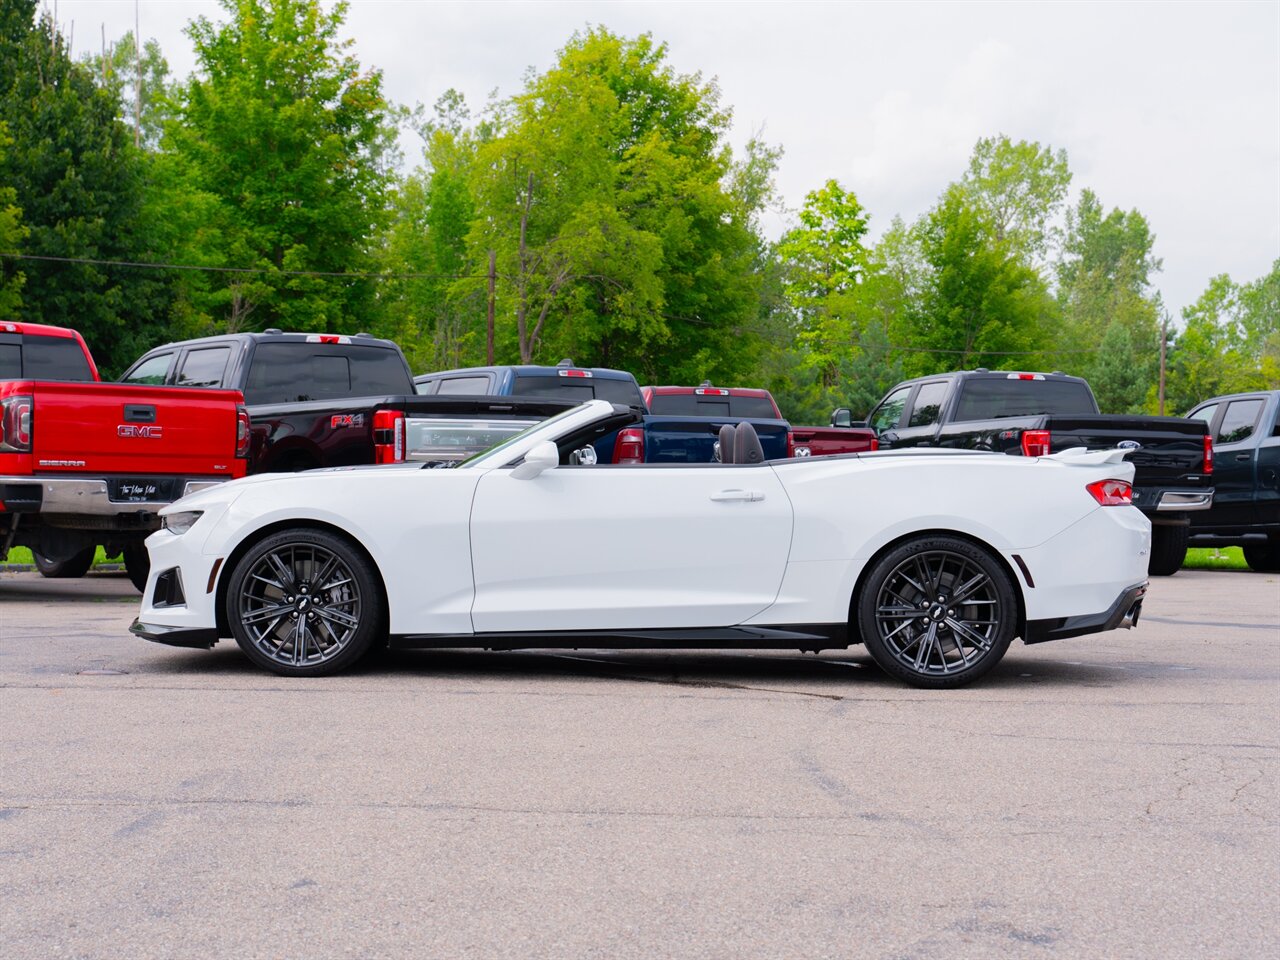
left=1242, top=539, right=1280, bottom=573
left=856, top=535, right=1016, bottom=689
left=122, top=545, right=150, bottom=593
left=226, top=528, right=381, bottom=677
left=1148, top=525, right=1188, bottom=576
left=33, top=547, right=95, bottom=579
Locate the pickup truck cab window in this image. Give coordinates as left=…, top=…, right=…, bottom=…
left=176, top=346, right=232, bottom=387
left=869, top=387, right=911, bottom=433
left=511, top=374, right=644, bottom=406
left=648, top=395, right=778, bottom=418
left=1187, top=403, right=1218, bottom=426
left=0, top=335, right=95, bottom=381
left=436, top=376, right=491, bottom=395
left=121, top=352, right=175, bottom=386
left=907, top=381, right=949, bottom=427
left=952, top=378, right=1096, bottom=421
left=1217, top=399, right=1265, bottom=444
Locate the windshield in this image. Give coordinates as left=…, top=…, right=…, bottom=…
left=455, top=403, right=592, bottom=469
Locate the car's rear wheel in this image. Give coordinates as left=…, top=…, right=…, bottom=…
left=1148, top=523, right=1188, bottom=576
left=857, top=535, right=1016, bottom=689
left=1243, top=538, right=1280, bottom=573
left=33, top=546, right=95, bottom=579
left=226, top=528, right=381, bottom=676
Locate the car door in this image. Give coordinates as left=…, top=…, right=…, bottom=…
left=1204, top=397, right=1267, bottom=527
left=468, top=463, right=793, bottom=633
left=887, top=380, right=951, bottom=448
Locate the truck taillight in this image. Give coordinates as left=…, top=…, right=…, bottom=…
left=1203, top=435, right=1213, bottom=475
left=374, top=409, right=405, bottom=464
left=1021, top=429, right=1050, bottom=457
left=786, top=430, right=795, bottom=459
left=869, top=437, right=879, bottom=452
left=612, top=427, right=645, bottom=464
left=235, top=405, right=251, bottom=459
left=1087, top=479, right=1133, bottom=506
left=0, top=395, right=32, bottom=453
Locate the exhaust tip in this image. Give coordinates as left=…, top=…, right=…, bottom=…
left=1120, top=601, right=1142, bottom=630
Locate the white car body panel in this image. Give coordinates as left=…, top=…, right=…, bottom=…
left=135, top=400, right=1151, bottom=661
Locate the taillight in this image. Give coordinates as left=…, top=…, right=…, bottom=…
left=234, top=404, right=251, bottom=459
left=1087, top=479, right=1133, bottom=506
left=869, top=437, right=879, bottom=452
left=0, top=395, right=33, bottom=453
left=1203, top=435, right=1213, bottom=475
left=374, top=409, right=405, bottom=464
left=612, top=427, right=645, bottom=464
left=1021, top=429, right=1050, bottom=457
left=786, top=430, right=795, bottom=459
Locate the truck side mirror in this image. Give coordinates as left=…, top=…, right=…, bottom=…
left=831, top=408, right=852, bottom=428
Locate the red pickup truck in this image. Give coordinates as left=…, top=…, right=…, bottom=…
left=1, top=322, right=248, bottom=589
left=640, top=384, right=879, bottom=457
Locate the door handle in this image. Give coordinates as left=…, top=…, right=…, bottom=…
left=710, top=489, right=764, bottom=502
left=1235, top=453, right=1252, bottom=461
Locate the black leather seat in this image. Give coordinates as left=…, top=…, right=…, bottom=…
left=732, top=421, right=765, bottom=464
left=717, top=423, right=736, bottom=464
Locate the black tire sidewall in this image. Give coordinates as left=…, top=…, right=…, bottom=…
left=1148, top=524, right=1188, bottom=577
left=33, top=546, right=95, bottom=579
left=226, top=528, right=380, bottom=677
left=122, top=545, right=150, bottom=593
left=857, top=535, right=1017, bottom=689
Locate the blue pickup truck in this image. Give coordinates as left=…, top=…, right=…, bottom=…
left=414, top=360, right=791, bottom=463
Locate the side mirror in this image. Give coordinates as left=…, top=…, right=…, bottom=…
left=511, top=440, right=559, bottom=480
left=831, top=408, right=852, bottom=428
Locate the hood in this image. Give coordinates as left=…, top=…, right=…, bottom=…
left=161, top=461, right=426, bottom=514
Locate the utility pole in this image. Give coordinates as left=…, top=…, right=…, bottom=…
left=101, top=24, right=106, bottom=86
left=486, top=250, right=496, bottom=365
left=133, top=0, right=141, bottom=148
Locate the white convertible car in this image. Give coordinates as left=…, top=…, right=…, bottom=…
left=132, top=400, right=1150, bottom=688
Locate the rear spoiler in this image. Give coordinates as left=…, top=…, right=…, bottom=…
left=1047, top=447, right=1133, bottom=466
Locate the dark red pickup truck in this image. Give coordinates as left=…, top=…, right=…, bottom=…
left=1, top=322, right=247, bottom=589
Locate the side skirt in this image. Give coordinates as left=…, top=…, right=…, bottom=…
left=389, top=623, right=850, bottom=652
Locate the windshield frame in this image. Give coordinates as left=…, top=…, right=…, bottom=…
left=455, top=400, right=615, bottom=470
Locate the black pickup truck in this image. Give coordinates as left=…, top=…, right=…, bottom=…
left=834, top=370, right=1214, bottom=575
left=120, top=331, right=572, bottom=471
left=1185, top=390, right=1280, bottom=571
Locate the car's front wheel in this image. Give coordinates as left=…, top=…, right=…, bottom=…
left=857, top=535, right=1017, bottom=689
left=226, top=528, right=382, bottom=676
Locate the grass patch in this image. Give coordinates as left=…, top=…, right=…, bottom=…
left=1182, top=546, right=1248, bottom=571
left=1, top=545, right=120, bottom=567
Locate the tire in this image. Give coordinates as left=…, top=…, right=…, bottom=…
left=1243, top=539, right=1280, bottom=573
left=225, top=528, right=381, bottom=677
left=33, top=547, right=95, bottom=579
left=1148, top=524, right=1188, bottom=576
left=122, top=545, right=150, bottom=593
left=857, top=535, right=1017, bottom=689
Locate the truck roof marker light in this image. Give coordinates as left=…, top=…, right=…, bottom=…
left=1087, top=479, right=1133, bottom=506
left=695, top=388, right=729, bottom=396
left=0, top=322, right=15, bottom=332
left=1007, top=373, right=1045, bottom=380
left=306, top=334, right=350, bottom=345
left=558, top=369, right=591, bottom=378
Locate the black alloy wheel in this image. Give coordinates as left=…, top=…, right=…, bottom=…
left=857, top=535, right=1017, bottom=689
left=226, top=528, right=381, bottom=676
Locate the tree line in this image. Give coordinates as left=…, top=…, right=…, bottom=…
left=0, top=0, right=1275, bottom=421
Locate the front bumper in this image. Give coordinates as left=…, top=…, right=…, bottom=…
left=130, top=619, right=219, bottom=649
left=1024, top=581, right=1147, bottom=644
left=0, top=476, right=227, bottom=517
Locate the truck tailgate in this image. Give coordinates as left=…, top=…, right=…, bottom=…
left=29, top=382, right=245, bottom=476
left=643, top=416, right=791, bottom=462
left=1046, top=415, right=1209, bottom=484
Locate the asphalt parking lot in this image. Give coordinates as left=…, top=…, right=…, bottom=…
left=1, top=568, right=1276, bottom=959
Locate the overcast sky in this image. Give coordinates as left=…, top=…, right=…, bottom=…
left=47, top=0, right=1280, bottom=319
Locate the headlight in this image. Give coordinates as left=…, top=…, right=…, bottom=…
left=161, top=510, right=204, bottom=535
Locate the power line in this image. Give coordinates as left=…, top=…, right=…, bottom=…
left=0, top=251, right=486, bottom=281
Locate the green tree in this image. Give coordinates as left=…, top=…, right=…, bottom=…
left=0, top=0, right=171, bottom=372
left=908, top=186, right=1055, bottom=374
left=469, top=28, right=770, bottom=381
left=0, top=121, right=26, bottom=315
left=959, top=134, right=1071, bottom=264
left=81, top=31, right=175, bottom=149
left=1055, top=190, right=1162, bottom=411
left=166, top=0, right=394, bottom=333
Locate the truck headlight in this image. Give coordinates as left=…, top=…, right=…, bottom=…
left=161, top=511, right=204, bottom=535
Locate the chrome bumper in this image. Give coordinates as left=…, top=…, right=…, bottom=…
left=1155, top=490, right=1214, bottom=511
left=0, top=476, right=225, bottom=516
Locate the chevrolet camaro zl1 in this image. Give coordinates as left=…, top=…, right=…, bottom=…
left=131, top=400, right=1150, bottom=688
